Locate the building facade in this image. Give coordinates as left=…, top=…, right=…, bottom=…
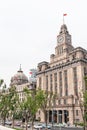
left=10, top=66, right=36, bottom=102
left=37, top=24, right=87, bottom=124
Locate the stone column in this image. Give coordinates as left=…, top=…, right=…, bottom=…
left=57, top=110, right=59, bottom=123
left=47, top=111, right=49, bottom=123
left=62, top=110, right=64, bottom=123
left=69, top=109, right=74, bottom=124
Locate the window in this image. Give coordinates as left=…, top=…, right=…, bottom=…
left=76, top=110, right=78, bottom=116
left=46, top=75, right=48, bottom=91
left=58, top=100, right=61, bottom=105
left=64, top=99, right=67, bottom=104
left=75, top=99, right=78, bottom=104
left=64, top=70, right=68, bottom=96
left=58, top=47, right=64, bottom=55
left=59, top=72, right=62, bottom=96
left=73, top=67, right=78, bottom=95
left=39, top=77, right=42, bottom=89
left=50, top=74, right=53, bottom=92
left=84, top=67, right=87, bottom=76
left=54, top=73, right=57, bottom=93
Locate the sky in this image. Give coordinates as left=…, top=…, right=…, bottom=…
left=0, top=0, right=87, bottom=87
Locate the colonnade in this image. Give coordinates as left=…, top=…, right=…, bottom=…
left=47, top=110, right=69, bottom=124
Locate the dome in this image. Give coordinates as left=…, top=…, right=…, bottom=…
left=10, top=66, right=28, bottom=86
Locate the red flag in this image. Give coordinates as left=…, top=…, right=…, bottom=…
left=29, top=72, right=32, bottom=74
left=63, top=14, right=67, bottom=16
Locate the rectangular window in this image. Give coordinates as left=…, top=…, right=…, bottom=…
left=64, top=70, right=68, bottom=96
left=64, top=99, right=67, bottom=104
left=84, top=67, right=86, bottom=76
left=39, top=77, right=41, bottom=89
left=59, top=72, right=62, bottom=96
left=54, top=73, right=57, bottom=93
left=50, top=74, right=53, bottom=92
left=73, top=67, right=78, bottom=95
left=76, top=110, right=78, bottom=116
left=58, top=100, right=61, bottom=105
left=46, top=75, right=48, bottom=91
left=75, top=99, right=78, bottom=104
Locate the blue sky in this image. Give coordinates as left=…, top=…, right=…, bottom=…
left=0, top=0, right=87, bottom=86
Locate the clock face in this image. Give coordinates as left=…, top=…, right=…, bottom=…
left=57, top=36, right=64, bottom=43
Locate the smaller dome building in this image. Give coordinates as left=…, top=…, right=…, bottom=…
left=10, top=66, right=36, bottom=102
left=10, top=66, right=28, bottom=86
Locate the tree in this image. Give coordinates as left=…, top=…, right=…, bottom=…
left=0, top=79, right=9, bottom=125
left=0, top=80, right=19, bottom=127
left=83, top=76, right=87, bottom=130
left=0, top=79, right=4, bottom=87
left=78, top=76, right=87, bottom=130
left=39, top=90, right=57, bottom=128
left=20, top=88, right=45, bottom=130
left=83, top=91, right=87, bottom=122
left=8, top=86, right=19, bottom=128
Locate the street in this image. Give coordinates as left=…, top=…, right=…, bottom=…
left=22, top=127, right=84, bottom=130
left=51, top=127, right=83, bottom=130
left=0, top=123, right=84, bottom=130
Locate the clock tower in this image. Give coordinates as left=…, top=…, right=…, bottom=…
left=55, top=24, right=74, bottom=56
left=57, top=24, right=71, bottom=45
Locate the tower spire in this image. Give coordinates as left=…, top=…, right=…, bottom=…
left=20, top=64, right=22, bottom=71
left=18, top=64, right=23, bottom=72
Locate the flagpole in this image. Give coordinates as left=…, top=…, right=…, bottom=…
left=63, top=15, right=64, bottom=24
left=63, top=14, right=67, bottom=24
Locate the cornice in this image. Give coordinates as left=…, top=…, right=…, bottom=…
left=37, top=58, right=87, bottom=75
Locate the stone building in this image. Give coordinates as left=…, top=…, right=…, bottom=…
left=10, top=66, right=36, bottom=102
left=36, top=24, right=87, bottom=124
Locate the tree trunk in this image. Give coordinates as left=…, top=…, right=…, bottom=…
left=3, top=117, right=5, bottom=126
left=25, top=114, right=28, bottom=130
left=12, top=117, right=14, bottom=128
left=44, top=110, right=48, bottom=129
left=25, top=122, right=28, bottom=130
left=31, top=119, right=34, bottom=130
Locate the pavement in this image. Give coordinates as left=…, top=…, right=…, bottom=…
left=0, top=125, right=14, bottom=130
left=0, top=125, right=84, bottom=130
left=51, top=127, right=84, bottom=130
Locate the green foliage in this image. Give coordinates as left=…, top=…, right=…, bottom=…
left=22, top=88, right=45, bottom=116
left=37, top=90, right=58, bottom=127
left=0, top=79, right=10, bottom=125
left=83, top=91, right=87, bottom=107
left=0, top=79, right=20, bottom=126
left=74, top=122, right=84, bottom=126
left=13, top=111, right=22, bottom=120
left=20, top=88, right=45, bottom=129
left=13, top=128, right=22, bottom=130
left=8, top=86, right=19, bottom=118
left=83, top=76, right=87, bottom=128
left=84, top=76, right=87, bottom=90
left=0, top=79, right=4, bottom=87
